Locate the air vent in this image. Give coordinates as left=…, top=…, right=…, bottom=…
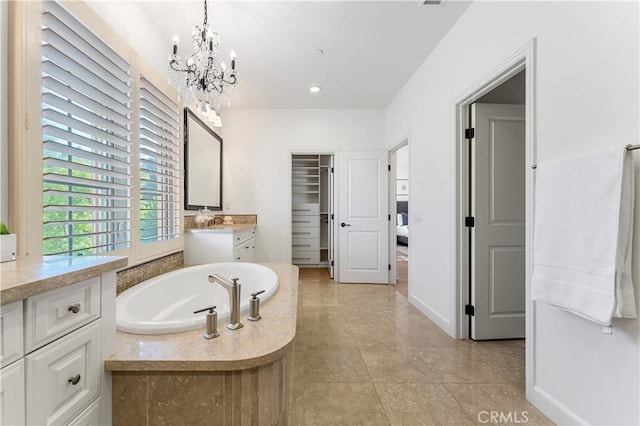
left=421, top=0, right=442, bottom=5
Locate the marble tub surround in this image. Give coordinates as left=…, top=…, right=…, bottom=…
left=106, top=263, right=298, bottom=372
left=0, top=255, right=128, bottom=304
left=116, top=251, right=183, bottom=295
left=109, top=263, right=298, bottom=425
left=112, top=348, right=292, bottom=426
left=184, top=213, right=257, bottom=229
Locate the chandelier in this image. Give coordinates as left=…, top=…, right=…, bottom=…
left=168, top=0, right=238, bottom=112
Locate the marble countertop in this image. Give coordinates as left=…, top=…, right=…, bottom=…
left=0, top=255, right=128, bottom=305
left=184, top=224, right=256, bottom=233
left=105, top=263, right=299, bottom=372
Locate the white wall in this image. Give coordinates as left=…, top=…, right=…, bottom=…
left=1, top=1, right=8, bottom=226
left=221, top=108, right=385, bottom=263
left=385, top=1, right=639, bottom=425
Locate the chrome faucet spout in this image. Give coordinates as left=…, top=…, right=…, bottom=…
left=208, top=274, right=243, bottom=330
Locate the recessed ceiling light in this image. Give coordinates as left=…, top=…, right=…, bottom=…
left=309, top=86, right=322, bottom=93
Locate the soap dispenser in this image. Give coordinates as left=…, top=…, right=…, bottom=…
left=193, top=305, right=220, bottom=339
left=247, top=290, right=265, bottom=321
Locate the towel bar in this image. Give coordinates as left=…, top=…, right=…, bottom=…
left=531, top=144, right=640, bottom=169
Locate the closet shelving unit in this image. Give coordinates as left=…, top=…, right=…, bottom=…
left=291, top=154, right=333, bottom=275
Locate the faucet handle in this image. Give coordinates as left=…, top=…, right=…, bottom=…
left=248, top=290, right=265, bottom=321
left=251, top=290, right=265, bottom=299
left=193, top=305, right=216, bottom=314
left=193, top=306, right=219, bottom=339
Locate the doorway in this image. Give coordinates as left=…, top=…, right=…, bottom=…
left=291, top=153, right=335, bottom=278
left=455, top=41, right=536, bottom=398
left=390, top=143, right=409, bottom=297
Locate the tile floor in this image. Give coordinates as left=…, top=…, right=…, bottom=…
left=290, top=269, right=553, bottom=425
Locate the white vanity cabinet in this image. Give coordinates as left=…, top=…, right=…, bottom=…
left=184, top=226, right=256, bottom=264
left=0, top=256, right=125, bottom=426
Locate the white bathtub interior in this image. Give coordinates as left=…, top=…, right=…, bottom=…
left=116, top=262, right=279, bottom=334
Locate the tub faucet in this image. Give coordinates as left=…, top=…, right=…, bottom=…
left=208, top=274, right=243, bottom=330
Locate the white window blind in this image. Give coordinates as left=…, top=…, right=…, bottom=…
left=139, top=76, right=181, bottom=244
left=41, top=1, right=132, bottom=256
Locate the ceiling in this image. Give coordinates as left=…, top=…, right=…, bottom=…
left=87, top=1, right=472, bottom=109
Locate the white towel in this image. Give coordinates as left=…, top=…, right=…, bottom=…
left=531, top=145, right=636, bottom=325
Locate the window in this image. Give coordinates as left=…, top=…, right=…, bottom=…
left=27, top=0, right=182, bottom=261
left=41, top=1, right=132, bottom=256
left=139, top=76, right=181, bottom=245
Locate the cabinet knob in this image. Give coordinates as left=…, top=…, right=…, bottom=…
left=68, top=303, right=81, bottom=314
left=68, top=374, right=81, bottom=385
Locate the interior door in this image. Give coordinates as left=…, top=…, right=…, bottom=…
left=338, top=151, right=389, bottom=284
left=471, top=103, right=526, bottom=340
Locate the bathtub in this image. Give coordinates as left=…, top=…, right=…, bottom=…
left=116, top=262, right=279, bottom=334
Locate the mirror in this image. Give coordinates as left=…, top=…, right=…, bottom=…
left=184, top=107, right=222, bottom=210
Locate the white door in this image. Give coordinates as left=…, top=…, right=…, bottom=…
left=471, top=103, right=525, bottom=340
left=338, top=151, right=389, bottom=284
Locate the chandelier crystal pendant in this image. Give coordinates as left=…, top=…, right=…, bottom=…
left=168, top=0, right=238, bottom=112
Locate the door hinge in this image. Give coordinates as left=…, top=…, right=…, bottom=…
left=388, top=164, right=391, bottom=171
left=465, top=304, right=475, bottom=316
left=331, top=260, right=334, bottom=266
left=465, top=128, right=475, bottom=139
left=331, top=214, right=334, bottom=220
left=331, top=167, right=334, bottom=173
left=388, top=214, right=391, bottom=221
left=25, top=113, right=30, bottom=130
left=465, top=216, right=475, bottom=227
left=388, top=264, right=391, bottom=271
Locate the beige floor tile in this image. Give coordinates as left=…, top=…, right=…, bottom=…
left=303, top=382, right=390, bottom=425
left=303, top=345, right=371, bottom=382
left=351, top=322, right=408, bottom=349
left=419, top=347, right=502, bottom=384
left=375, top=382, right=476, bottom=425
left=445, top=383, right=553, bottom=425
left=397, top=326, right=469, bottom=348
left=360, top=346, right=439, bottom=383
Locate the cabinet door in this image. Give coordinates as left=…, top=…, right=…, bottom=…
left=0, top=300, right=23, bottom=367
left=0, top=359, right=26, bottom=425
left=26, top=321, right=101, bottom=426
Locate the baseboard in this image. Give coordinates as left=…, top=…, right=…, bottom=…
left=408, top=294, right=453, bottom=337
left=532, top=385, right=588, bottom=425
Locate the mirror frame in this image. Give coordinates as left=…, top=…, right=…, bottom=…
left=183, top=107, right=223, bottom=210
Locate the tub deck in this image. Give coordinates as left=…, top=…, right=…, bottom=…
left=105, top=263, right=299, bottom=372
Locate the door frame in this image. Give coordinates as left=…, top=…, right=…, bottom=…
left=388, top=137, right=410, bottom=286
left=453, top=39, right=537, bottom=399
left=289, top=149, right=337, bottom=278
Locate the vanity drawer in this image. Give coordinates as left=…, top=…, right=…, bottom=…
left=291, top=216, right=319, bottom=227
left=1, top=300, right=24, bottom=367
left=234, top=241, right=255, bottom=262
left=25, top=277, right=101, bottom=353
left=68, top=396, right=101, bottom=426
left=292, top=203, right=319, bottom=216
left=292, top=249, right=320, bottom=265
left=26, top=321, right=101, bottom=426
left=292, top=238, right=319, bottom=251
left=292, top=227, right=320, bottom=239
left=233, top=227, right=255, bottom=246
